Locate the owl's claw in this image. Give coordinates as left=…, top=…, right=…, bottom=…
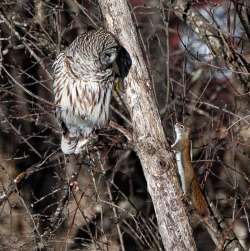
left=74, top=138, right=90, bottom=154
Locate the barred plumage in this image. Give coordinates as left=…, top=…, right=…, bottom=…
left=53, top=29, right=119, bottom=154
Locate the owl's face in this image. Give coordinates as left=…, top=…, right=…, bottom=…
left=67, top=29, right=119, bottom=73
left=99, top=46, right=118, bottom=69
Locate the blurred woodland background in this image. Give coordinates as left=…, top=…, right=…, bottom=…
left=0, top=0, right=250, bottom=250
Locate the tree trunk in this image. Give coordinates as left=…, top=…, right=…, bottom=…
left=98, top=1, right=197, bottom=250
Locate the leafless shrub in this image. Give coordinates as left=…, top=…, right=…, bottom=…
left=0, top=0, right=250, bottom=250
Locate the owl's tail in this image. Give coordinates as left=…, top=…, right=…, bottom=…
left=61, top=135, right=78, bottom=154
left=61, top=135, right=89, bottom=155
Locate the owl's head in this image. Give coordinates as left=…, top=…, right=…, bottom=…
left=99, top=44, right=118, bottom=69
left=68, top=29, right=119, bottom=72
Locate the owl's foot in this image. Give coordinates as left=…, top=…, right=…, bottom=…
left=74, top=138, right=90, bottom=154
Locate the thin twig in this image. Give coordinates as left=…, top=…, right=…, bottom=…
left=97, top=151, right=126, bottom=251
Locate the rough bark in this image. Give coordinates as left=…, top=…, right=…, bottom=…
left=98, top=1, right=197, bottom=250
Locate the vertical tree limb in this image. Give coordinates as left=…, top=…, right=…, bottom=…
left=98, top=1, right=196, bottom=250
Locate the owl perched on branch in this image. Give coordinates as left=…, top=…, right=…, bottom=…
left=53, top=29, right=119, bottom=154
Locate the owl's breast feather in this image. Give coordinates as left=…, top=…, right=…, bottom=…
left=55, top=77, right=113, bottom=136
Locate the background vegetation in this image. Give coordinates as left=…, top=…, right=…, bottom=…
left=0, top=0, right=250, bottom=250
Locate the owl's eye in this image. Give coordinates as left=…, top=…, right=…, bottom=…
left=100, top=47, right=118, bottom=67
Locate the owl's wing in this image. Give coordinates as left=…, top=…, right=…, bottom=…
left=54, top=108, right=77, bottom=154
left=55, top=107, right=68, bottom=135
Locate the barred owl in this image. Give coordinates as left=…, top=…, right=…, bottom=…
left=53, top=29, right=119, bottom=154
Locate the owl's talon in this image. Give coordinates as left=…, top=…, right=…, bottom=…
left=74, top=138, right=90, bottom=154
